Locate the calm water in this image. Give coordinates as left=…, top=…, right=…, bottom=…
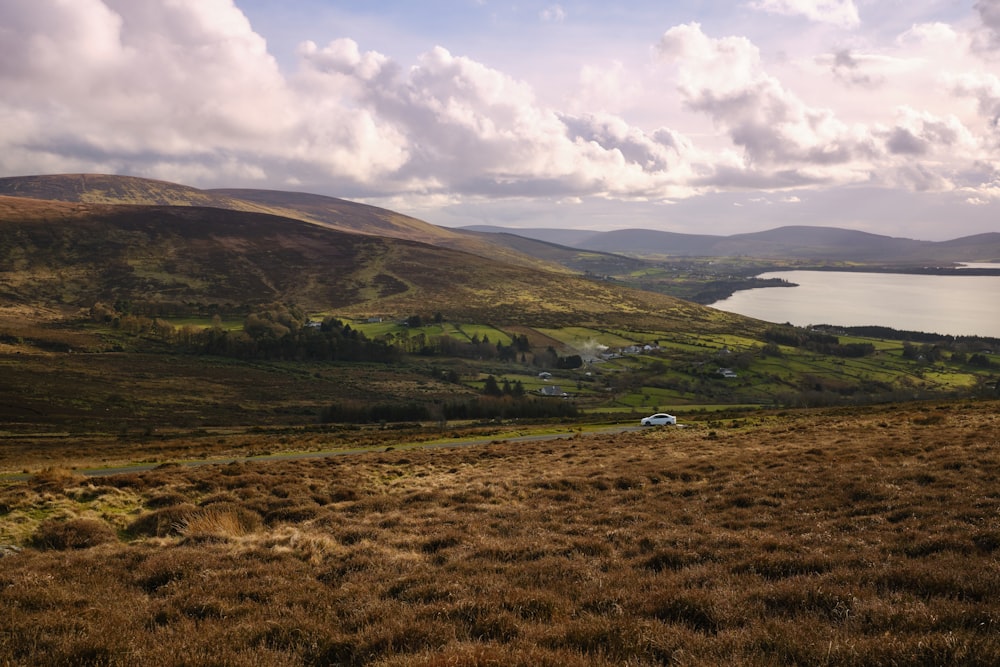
left=710, top=269, right=1000, bottom=338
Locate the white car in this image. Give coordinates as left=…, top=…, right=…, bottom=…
left=641, top=413, right=677, bottom=426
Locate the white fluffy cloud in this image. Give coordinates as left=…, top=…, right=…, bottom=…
left=0, top=1, right=274, bottom=185
left=952, top=72, right=1000, bottom=132
left=657, top=23, right=876, bottom=186
left=298, top=38, right=705, bottom=199
left=655, top=21, right=1000, bottom=200
left=1, top=0, right=999, bottom=235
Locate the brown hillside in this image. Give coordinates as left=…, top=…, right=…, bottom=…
left=0, top=195, right=752, bottom=331
left=212, top=188, right=588, bottom=272
left=0, top=173, right=267, bottom=211
left=0, top=174, right=588, bottom=273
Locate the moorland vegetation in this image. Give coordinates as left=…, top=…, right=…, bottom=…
left=1, top=400, right=999, bottom=665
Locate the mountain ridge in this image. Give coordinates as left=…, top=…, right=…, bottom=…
left=7, top=173, right=995, bottom=266
left=0, top=174, right=616, bottom=274
left=462, top=224, right=1000, bottom=263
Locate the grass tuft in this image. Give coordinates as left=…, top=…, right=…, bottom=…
left=30, top=517, right=118, bottom=550
left=179, top=506, right=263, bottom=543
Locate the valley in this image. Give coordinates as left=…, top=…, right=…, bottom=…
left=1, top=174, right=998, bottom=665
left=0, top=175, right=997, bottom=457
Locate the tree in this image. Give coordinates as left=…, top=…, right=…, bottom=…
left=534, top=346, right=559, bottom=368
left=970, top=353, right=993, bottom=368
left=557, top=354, right=583, bottom=369
left=483, top=375, right=503, bottom=397
left=761, top=343, right=783, bottom=358
left=497, top=342, right=517, bottom=362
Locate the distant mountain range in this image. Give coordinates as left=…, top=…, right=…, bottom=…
left=5, top=174, right=995, bottom=267
left=462, top=225, right=1000, bottom=264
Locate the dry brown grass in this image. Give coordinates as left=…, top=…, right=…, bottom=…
left=0, top=399, right=998, bottom=665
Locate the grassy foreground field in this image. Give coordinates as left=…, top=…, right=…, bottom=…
left=1, top=399, right=998, bottom=665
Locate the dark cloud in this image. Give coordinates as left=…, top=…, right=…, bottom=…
left=695, top=166, right=827, bottom=189
left=559, top=114, right=677, bottom=171
left=975, top=0, right=1000, bottom=48
left=834, top=49, right=857, bottom=69
left=886, top=128, right=927, bottom=155
left=830, top=49, right=881, bottom=87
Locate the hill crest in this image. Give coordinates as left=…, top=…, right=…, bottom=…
left=0, top=194, right=749, bottom=332
left=0, top=174, right=601, bottom=274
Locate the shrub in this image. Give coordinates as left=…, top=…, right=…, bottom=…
left=264, top=504, right=322, bottom=525
left=28, top=468, right=86, bottom=493
left=30, top=517, right=118, bottom=550
left=127, top=504, right=198, bottom=538
left=144, top=491, right=190, bottom=508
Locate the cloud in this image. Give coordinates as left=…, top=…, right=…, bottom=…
left=540, top=5, right=567, bottom=22
left=0, top=0, right=712, bottom=201
left=0, top=0, right=305, bottom=182
left=1, top=0, right=998, bottom=239
left=951, top=72, right=1000, bottom=132
left=974, top=0, right=1000, bottom=50
left=885, top=107, right=970, bottom=154
left=299, top=39, right=713, bottom=200
left=749, top=0, right=860, bottom=27
left=657, top=23, right=875, bottom=182
left=828, top=49, right=884, bottom=87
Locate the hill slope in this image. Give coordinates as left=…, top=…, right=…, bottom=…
left=0, top=174, right=614, bottom=274
left=0, top=195, right=751, bottom=332
left=214, top=187, right=642, bottom=274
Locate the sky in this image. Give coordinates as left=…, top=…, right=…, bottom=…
left=2, top=1, right=1000, bottom=240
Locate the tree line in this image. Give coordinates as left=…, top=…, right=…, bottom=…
left=763, top=326, right=875, bottom=358
left=90, top=302, right=398, bottom=363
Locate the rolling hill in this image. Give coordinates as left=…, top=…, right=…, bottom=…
left=0, top=194, right=749, bottom=333
left=0, top=174, right=629, bottom=275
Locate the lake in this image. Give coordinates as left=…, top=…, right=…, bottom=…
left=710, top=269, right=1000, bottom=338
